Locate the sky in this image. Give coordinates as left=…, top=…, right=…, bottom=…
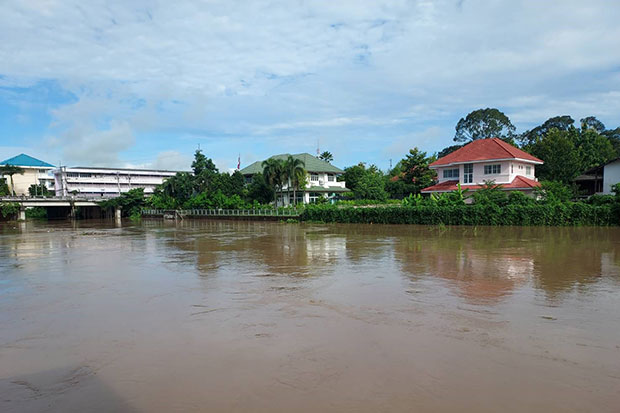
left=1, top=0, right=620, bottom=172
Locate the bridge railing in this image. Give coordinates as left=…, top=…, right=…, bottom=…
left=142, top=208, right=301, bottom=217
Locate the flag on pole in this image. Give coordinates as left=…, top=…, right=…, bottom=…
left=237, top=154, right=241, bottom=170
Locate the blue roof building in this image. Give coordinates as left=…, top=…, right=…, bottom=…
left=0, top=153, right=55, bottom=168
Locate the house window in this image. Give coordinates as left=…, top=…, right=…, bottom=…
left=310, top=173, right=319, bottom=182
left=484, top=164, right=501, bottom=175
left=309, top=192, right=321, bottom=203
left=526, top=166, right=531, bottom=175
left=38, top=169, right=47, bottom=174
left=443, top=168, right=459, bottom=179
left=463, top=164, right=473, bottom=183
left=327, top=174, right=335, bottom=182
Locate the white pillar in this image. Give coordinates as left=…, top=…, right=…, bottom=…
left=18, top=207, right=26, bottom=221
left=115, top=207, right=122, bottom=220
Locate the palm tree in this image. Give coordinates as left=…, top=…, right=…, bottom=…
left=284, top=156, right=306, bottom=205
left=0, top=165, right=25, bottom=196
left=319, top=151, right=333, bottom=163
left=262, top=158, right=285, bottom=206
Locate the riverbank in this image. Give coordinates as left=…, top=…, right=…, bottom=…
left=141, top=203, right=620, bottom=226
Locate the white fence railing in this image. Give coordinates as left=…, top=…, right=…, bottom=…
left=142, top=209, right=301, bottom=217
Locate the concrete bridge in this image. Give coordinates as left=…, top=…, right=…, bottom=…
left=0, top=197, right=120, bottom=220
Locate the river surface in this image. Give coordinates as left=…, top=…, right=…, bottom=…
left=1, top=220, right=619, bottom=412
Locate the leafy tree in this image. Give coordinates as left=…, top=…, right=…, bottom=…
left=454, top=108, right=516, bottom=143
left=0, top=165, right=25, bottom=196
left=246, top=173, right=275, bottom=205
left=0, top=178, right=9, bottom=197
left=262, top=158, right=285, bottom=206
left=534, top=181, right=575, bottom=203
left=580, top=116, right=605, bottom=133
left=601, top=127, right=620, bottom=156
left=471, top=180, right=508, bottom=206
left=319, top=151, right=333, bottom=163
left=576, top=128, right=616, bottom=172
left=518, top=115, right=575, bottom=147
left=386, top=148, right=437, bottom=198
left=191, top=149, right=217, bottom=176
left=284, top=155, right=306, bottom=205
left=530, top=128, right=581, bottom=183
left=354, top=171, right=388, bottom=201
left=98, top=188, right=146, bottom=217
left=159, top=172, right=195, bottom=205
left=340, top=163, right=368, bottom=192
left=28, top=184, right=51, bottom=197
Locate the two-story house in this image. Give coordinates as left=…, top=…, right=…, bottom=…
left=240, top=153, right=350, bottom=204
left=421, top=138, right=543, bottom=196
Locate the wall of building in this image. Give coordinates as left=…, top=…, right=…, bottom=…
left=3, top=167, right=54, bottom=196
left=435, top=160, right=537, bottom=186
left=603, top=160, right=620, bottom=194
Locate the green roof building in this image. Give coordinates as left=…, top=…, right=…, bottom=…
left=240, top=153, right=350, bottom=205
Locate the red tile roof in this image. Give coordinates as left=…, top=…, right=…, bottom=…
left=421, top=175, right=541, bottom=193
left=430, top=138, right=543, bottom=167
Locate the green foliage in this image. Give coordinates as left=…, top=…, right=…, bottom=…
left=246, top=173, right=275, bottom=204
left=0, top=202, right=20, bottom=219
left=28, top=184, right=51, bottom=197
left=98, top=188, right=146, bottom=217
left=454, top=108, right=516, bottom=143
left=534, top=181, right=575, bottom=204
left=437, top=144, right=463, bottom=158
left=319, top=151, right=333, bottom=163
left=471, top=181, right=508, bottom=206
left=301, top=203, right=619, bottom=226
left=25, top=207, right=47, bottom=219
left=529, top=128, right=581, bottom=183
left=0, top=178, right=9, bottom=196
left=386, top=148, right=437, bottom=199
left=519, top=115, right=575, bottom=147
left=576, top=128, right=616, bottom=172
left=0, top=164, right=25, bottom=196
left=342, top=163, right=388, bottom=200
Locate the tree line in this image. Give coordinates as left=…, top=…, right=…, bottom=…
left=340, top=108, right=620, bottom=201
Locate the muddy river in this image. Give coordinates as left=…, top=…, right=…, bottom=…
left=1, top=220, right=619, bottom=412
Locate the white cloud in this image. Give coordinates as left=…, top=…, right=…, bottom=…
left=1, top=0, right=619, bottom=167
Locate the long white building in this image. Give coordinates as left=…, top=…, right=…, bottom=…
left=53, top=166, right=180, bottom=198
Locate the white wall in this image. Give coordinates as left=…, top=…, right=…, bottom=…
left=603, top=160, right=620, bottom=194
left=435, top=160, right=536, bottom=186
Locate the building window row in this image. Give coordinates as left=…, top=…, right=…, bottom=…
left=484, top=164, right=501, bottom=175
left=443, top=168, right=459, bottom=179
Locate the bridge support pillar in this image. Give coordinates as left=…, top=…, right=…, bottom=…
left=18, top=207, right=26, bottom=221
left=115, top=207, right=122, bottom=221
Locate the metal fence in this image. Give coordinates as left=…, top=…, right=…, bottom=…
left=142, top=208, right=301, bottom=217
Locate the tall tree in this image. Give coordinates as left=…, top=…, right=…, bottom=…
left=191, top=149, right=217, bottom=176
left=529, top=128, right=581, bottom=183
left=580, top=116, right=605, bottom=133
left=518, top=115, right=575, bottom=147
left=454, top=108, right=516, bottom=143
left=437, top=144, right=463, bottom=158
left=319, top=151, right=333, bottom=163
left=0, top=165, right=25, bottom=196
left=262, top=158, right=285, bottom=206
left=576, top=128, right=616, bottom=172
left=386, top=148, right=437, bottom=198
left=284, top=155, right=306, bottom=205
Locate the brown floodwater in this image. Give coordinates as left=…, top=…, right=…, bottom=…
left=1, top=220, right=619, bottom=412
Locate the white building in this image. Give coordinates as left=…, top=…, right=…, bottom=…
left=53, top=166, right=179, bottom=198
left=240, top=153, right=350, bottom=204
left=575, top=158, right=620, bottom=195
left=422, top=138, right=544, bottom=196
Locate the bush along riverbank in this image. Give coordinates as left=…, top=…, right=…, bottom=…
left=300, top=203, right=620, bottom=226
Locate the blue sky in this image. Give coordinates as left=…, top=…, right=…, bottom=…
left=1, top=0, right=620, bottom=172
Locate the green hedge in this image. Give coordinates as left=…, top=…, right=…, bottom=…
left=301, top=204, right=620, bottom=226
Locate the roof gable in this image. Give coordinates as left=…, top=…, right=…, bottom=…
left=0, top=153, right=55, bottom=168
left=240, top=153, right=344, bottom=175
left=430, top=138, right=543, bottom=167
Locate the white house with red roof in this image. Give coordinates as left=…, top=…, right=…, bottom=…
left=422, top=138, right=543, bottom=196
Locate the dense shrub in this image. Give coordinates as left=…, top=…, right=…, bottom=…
left=300, top=203, right=619, bottom=226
